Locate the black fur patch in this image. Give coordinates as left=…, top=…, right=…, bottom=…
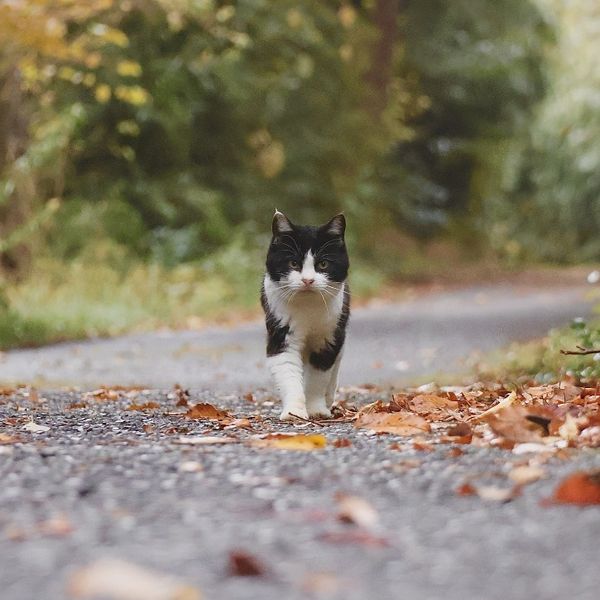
left=261, top=285, right=290, bottom=356
left=309, top=285, right=351, bottom=371
left=266, top=215, right=349, bottom=283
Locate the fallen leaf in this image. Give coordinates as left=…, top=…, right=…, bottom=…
left=456, top=483, right=477, bottom=496
left=85, top=388, right=121, bottom=402
left=251, top=433, right=327, bottom=451
left=476, top=485, right=520, bottom=502
left=224, top=418, right=253, bottom=431
left=68, top=402, right=87, bottom=409
left=484, top=405, right=554, bottom=443
left=413, top=440, right=434, bottom=452
left=228, top=551, right=265, bottom=577
left=474, top=391, right=517, bottom=420
left=172, top=384, right=190, bottom=407
left=174, top=436, right=238, bottom=445
left=355, top=411, right=430, bottom=435
left=446, top=447, right=464, bottom=458
left=336, top=494, right=378, bottom=529
left=126, top=402, right=160, bottom=411
left=508, top=465, right=546, bottom=485
left=333, top=438, right=352, bottom=448
left=38, top=514, right=74, bottom=537
left=552, top=471, right=600, bottom=506
left=0, top=433, right=21, bottom=444
left=22, top=420, right=50, bottom=433
left=185, top=403, right=230, bottom=421
left=409, top=394, right=458, bottom=415
left=68, top=558, right=201, bottom=600
left=178, top=461, right=203, bottom=473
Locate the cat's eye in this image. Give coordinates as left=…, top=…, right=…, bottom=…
left=317, top=260, right=329, bottom=270
left=289, top=260, right=300, bottom=269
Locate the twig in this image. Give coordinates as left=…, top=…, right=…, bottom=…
left=288, top=413, right=325, bottom=427
left=560, top=345, right=600, bottom=356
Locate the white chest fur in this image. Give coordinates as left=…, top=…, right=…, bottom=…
left=263, top=274, right=344, bottom=352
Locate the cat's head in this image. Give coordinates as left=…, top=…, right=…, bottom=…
left=265, top=211, right=349, bottom=293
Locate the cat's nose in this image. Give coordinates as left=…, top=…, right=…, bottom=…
left=301, top=277, right=315, bottom=287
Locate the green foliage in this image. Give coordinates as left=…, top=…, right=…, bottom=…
left=483, top=0, right=600, bottom=262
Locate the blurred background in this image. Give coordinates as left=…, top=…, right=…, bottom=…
left=1, top=0, right=599, bottom=351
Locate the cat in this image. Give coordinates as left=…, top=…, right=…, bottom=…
left=261, top=210, right=350, bottom=420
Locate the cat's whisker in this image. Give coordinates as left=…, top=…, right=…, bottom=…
left=318, top=290, right=330, bottom=317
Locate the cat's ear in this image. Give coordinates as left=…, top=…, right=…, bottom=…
left=323, top=213, right=346, bottom=237
left=272, top=210, right=293, bottom=236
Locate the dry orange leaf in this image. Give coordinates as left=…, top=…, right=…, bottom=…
left=185, top=403, right=230, bottom=421
left=355, top=411, right=430, bottom=435
left=409, top=394, right=458, bottom=414
left=126, top=402, right=160, bottom=411
left=484, top=405, right=553, bottom=443
left=552, top=471, right=600, bottom=506
left=251, top=433, right=327, bottom=451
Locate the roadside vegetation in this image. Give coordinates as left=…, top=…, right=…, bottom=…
left=1, top=0, right=599, bottom=351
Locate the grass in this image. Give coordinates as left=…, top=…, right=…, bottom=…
left=0, top=240, right=385, bottom=350
left=474, top=317, right=600, bottom=384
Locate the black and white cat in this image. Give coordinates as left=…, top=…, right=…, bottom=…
left=261, top=211, right=350, bottom=420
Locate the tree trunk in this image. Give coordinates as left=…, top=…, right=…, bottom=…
left=365, top=0, right=404, bottom=120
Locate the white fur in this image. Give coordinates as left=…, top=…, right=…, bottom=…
left=264, top=253, right=346, bottom=420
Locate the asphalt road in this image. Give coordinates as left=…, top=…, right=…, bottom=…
left=1, top=281, right=599, bottom=600
left=0, top=282, right=595, bottom=389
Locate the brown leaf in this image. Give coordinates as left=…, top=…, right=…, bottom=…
left=126, top=402, right=160, bottom=411
left=456, top=483, right=477, bottom=496
left=68, top=402, right=87, bottom=409
left=224, top=418, right=253, bottom=431
left=228, top=551, right=265, bottom=577
left=409, top=394, right=458, bottom=416
left=333, top=438, right=352, bottom=448
left=0, top=432, right=21, bottom=444
left=552, top=471, right=600, bottom=506
left=484, top=405, right=554, bottom=443
left=185, top=403, right=230, bottom=421
left=447, top=422, right=473, bottom=437
left=68, top=558, right=201, bottom=599
left=355, top=411, right=430, bottom=436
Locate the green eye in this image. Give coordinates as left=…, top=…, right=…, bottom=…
left=289, top=260, right=300, bottom=269
left=317, top=260, right=329, bottom=270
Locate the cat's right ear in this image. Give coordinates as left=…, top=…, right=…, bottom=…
left=272, top=210, right=293, bottom=236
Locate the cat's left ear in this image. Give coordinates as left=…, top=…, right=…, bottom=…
left=323, top=213, right=346, bottom=237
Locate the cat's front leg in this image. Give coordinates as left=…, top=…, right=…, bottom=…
left=267, top=348, right=307, bottom=420
left=325, top=351, right=343, bottom=408
left=304, top=364, right=333, bottom=418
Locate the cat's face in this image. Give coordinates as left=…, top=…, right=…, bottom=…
left=265, top=212, right=349, bottom=295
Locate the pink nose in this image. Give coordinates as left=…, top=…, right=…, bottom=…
left=302, top=277, right=315, bottom=286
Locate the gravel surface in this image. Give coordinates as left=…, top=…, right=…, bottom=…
left=1, top=388, right=599, bottom=600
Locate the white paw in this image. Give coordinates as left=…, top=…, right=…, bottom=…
left=306, top=399, right=332, bottom=419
